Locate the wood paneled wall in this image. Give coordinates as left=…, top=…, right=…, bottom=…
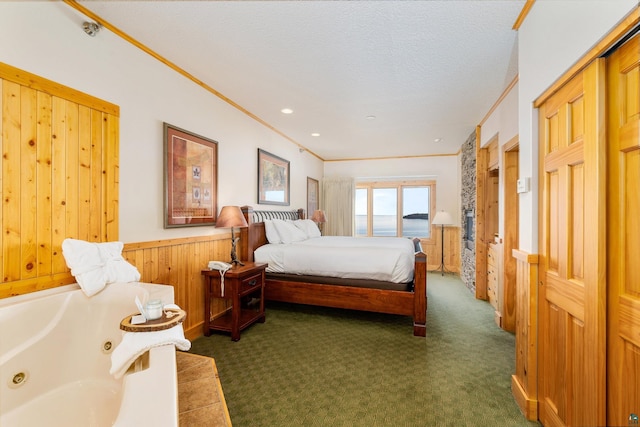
left=511, top=248, right=538, bottom=420
left=122, top=235, right=233, bottom=341
left=0, top=63, right=119, bottom=298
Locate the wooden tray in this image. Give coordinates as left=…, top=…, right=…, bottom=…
left=120, top=309, right=186, bottom=332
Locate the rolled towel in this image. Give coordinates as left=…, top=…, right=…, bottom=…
left=110, top=321, right=191, bottom=379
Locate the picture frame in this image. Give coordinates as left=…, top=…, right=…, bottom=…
left=164, top=123, right=218, bottom=228
left=307, top=177, right=319, bottom=218
left=257, top=148, right=290, bottom=206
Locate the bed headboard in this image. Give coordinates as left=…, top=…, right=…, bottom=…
left=239, top=206, right=305, bottom=262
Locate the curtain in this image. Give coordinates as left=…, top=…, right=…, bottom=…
left=321, top=177, right=354, bottom=236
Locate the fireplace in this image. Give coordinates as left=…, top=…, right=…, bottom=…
left=464, top=210, right=474, bottom=250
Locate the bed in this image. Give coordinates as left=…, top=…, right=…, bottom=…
left=238, top=206, right=427, bottom=337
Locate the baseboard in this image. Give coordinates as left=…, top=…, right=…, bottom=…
left=511, top=374, right=538, bottom=421
left=494, top=310, right=503, bottom=327
left=185, top=322, right=203, bottom=341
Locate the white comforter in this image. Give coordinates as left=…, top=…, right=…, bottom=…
left=253, top=236, right=415, bottom=283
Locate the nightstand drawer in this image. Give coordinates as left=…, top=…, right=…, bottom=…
left=239, top=272, right=263, bottom=294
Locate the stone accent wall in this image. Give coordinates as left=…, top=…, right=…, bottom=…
left=460, top=131, right=476, bottom=293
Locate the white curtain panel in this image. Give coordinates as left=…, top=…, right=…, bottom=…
left=321, top=177, right=354, bottom=236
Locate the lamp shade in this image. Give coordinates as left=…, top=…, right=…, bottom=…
left=311, top=209, right=326, bottom=223
left=216, top=206, right=248, bottom=228
left=431, top=210, right=454, bottom=226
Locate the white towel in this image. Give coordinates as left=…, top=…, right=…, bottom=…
left=61, top=238, right=141, bottom=297
left=110, top=321, right=191, bottom=379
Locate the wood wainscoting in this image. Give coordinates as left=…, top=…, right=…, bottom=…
left=123, top=235, right=234, bottom=341
left=420, top=226, right=461, bottom=274
left=511, top=248, right=538, bottom=421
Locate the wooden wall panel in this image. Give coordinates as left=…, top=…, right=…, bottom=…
left=36, top=92, right=53, bottom=277
left=475, top=127, right=489, bottom=301
left=65, top=99, right=79, bottom=241
left=3, top=80, right=21, bottom=283
left=0, top=62, right=119, bottom=298
left=443, top=226, right=461, bottom=273
left=20, top=86, right=37, bottom=281
left=511, top=248, right=538, bottom=421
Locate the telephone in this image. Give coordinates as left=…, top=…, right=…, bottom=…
left=208, top=260, right=232, bottom=271
left=208, top=261, right=232, bottom=297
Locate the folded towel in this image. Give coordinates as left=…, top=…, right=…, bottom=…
left=62, top=238, right=141, bottom=297
left=110, top=322, right=191, bottom=379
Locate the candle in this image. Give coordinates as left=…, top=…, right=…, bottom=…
left=145, top=299, right=163, bottom=320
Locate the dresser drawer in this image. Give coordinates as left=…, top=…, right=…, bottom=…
left=239, top=271, right=263, bottom=294
left=487, top=246, right=498, bottom=267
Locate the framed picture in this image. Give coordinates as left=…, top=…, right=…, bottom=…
left=257, top=149, right=290, bottom=205
left=307, top=177, right=319, bottom=218
left=164, top=123, right=218, bottom=228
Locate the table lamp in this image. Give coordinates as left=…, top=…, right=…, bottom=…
left=311, top=209, right=327, bottom=234
left=217, top=206, right=249, bottom=266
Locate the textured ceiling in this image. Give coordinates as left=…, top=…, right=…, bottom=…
left=77, top=1, right=523, bottom=161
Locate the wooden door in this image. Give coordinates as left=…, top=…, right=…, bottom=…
left=537, top=59, right=606, bottom=427
left=606, top=33, right=640, bottom=426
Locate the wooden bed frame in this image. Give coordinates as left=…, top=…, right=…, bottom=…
left=238, top=206, right=427, bottom=337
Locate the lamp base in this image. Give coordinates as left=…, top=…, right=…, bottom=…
left=427, top=223, right=449, bottom=275
left=428, top=263, right=451, bottom=276
left=229, top=228, right=244, bottom=266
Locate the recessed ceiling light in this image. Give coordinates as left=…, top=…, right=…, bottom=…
left=366, top=115, right=376, bottom=120
left=434, top=138, right=443, bottom=143
left=311, top=133, right=320, bottom=137
left=281, top=108, right=293, bottom=114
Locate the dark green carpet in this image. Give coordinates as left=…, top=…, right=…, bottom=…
left=189, top=273, right=540, bottom=426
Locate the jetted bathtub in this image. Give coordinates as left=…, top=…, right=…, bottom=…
left=0, top=282, right=179, bottom=427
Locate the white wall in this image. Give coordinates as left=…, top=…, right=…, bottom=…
left=480, top=82, right=518, bottom=149
left=324, top=155, right=460, bottom=225
left=517, top=0, right=636, bottom=252
left=0, top=2, right=323, bottom=243
left=478, top=82, right=519, bottom=239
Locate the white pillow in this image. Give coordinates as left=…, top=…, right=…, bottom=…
left=272, top=219, right=307, bottom=244
left=292, top=219, right=321, bottom=239
left=62, top=238, right=141, bottom=297
left=264, top=220, right=282, bottom=244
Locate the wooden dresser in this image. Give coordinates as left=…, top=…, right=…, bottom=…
left=487, top=243, right=499, bottom=311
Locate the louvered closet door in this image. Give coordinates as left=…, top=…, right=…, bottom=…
left=606, top=33, right=640, bottom=427
left=537, top=59, right=606, bottom=427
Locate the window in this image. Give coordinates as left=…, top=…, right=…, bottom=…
left=355, top=180, right=436, bottom=240
left=402, top=186, right=430, bottom=237
left=373, top=187, right=397, bottom=236
left=355, top=188, right=368, bottom=236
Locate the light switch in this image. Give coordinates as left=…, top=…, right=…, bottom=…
left=517, top=177, right=530, bottom=193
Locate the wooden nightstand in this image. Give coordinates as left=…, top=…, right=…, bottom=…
left=201, top=262, right=267, bottom=341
